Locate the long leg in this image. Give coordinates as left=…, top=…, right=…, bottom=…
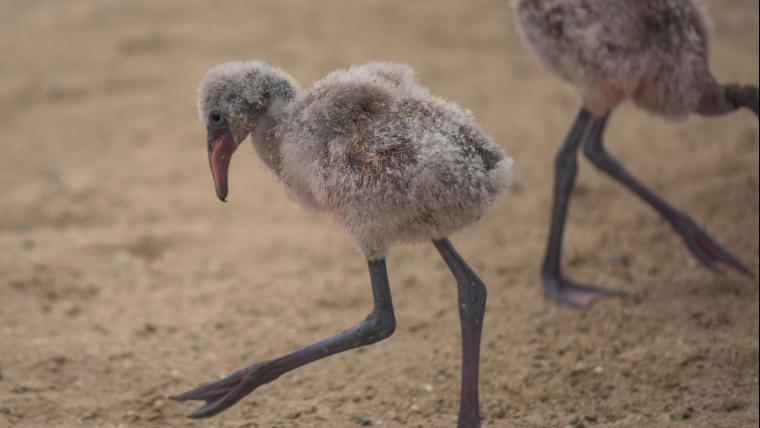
left=434, top=238, right=486, bottom=428
left=171, top=259, right=396, bottom=418
left=542, top=108, right=625, bottom=308
left=582, top=114, right=752, bottom=276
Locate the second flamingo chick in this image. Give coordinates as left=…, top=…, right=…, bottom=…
left=172, top=61, right=512, bottom=428
left=514, top=0, right=758, bottom=307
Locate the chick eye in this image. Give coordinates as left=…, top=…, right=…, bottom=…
left=209, top=111, right=224, bottom=124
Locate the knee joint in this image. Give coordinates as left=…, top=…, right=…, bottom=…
left=554, top=148, right=579, bottom=185
left=360, top=309, right=396, bottom=344
left=458, top=276, right=487, bottom=322
left=582, top=140, right=605, bottom=165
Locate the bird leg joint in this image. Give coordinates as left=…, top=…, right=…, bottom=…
left=458, top=277, right=487, bottom=325
left=357, top=308, right=396, bottom=344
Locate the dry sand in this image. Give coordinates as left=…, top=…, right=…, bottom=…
left=0, top=1, right=758, bottom=427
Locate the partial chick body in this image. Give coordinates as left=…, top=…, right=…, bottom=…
left=514, top=0, right=720, bottom=117
left=512, top=0, right=758, bottom=307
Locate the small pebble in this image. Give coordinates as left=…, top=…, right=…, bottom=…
left=722, top=399, right=747, bottom=412
left=569, top=416, right=585, bottom=428
left=353, top=414, right=372, bottom=426
left=681, top=406, right=694, bottom=420
left=609, top=253, right=630, bottom=267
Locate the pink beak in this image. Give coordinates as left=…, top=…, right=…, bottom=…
left=207, top=127, right=237, bottom=202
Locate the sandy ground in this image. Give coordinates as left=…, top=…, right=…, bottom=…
left=0, top=1, right=758, bottom=427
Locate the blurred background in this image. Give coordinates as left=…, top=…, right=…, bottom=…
left=0, top=1, right=757, bottom=427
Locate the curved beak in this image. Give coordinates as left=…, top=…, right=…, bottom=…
left=207, top=126, right=238, bottom=202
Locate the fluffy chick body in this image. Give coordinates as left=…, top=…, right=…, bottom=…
left=198, top=61, right=512, bottom=259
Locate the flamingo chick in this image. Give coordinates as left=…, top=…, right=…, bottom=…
left=171, top=61, right=513, bottom=427
left=513, top=0, right=758, bottom=307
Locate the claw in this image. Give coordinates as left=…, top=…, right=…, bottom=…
left=171, top=369, right=246, bottom=401
left=675, top=214, right=753, bottom=277
left=171, top=367, right=260, bottom=419
left=188, top=400, right=227, bottom=419
left=543, top=274, right=626, bottom=308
